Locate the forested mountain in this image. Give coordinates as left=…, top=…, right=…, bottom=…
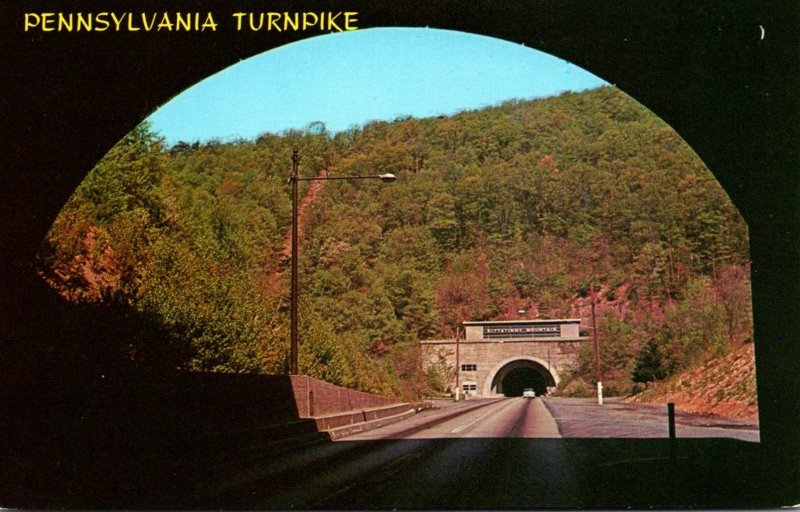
left=38, top=86, right=753, bottom=401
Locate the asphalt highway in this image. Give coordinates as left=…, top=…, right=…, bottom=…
left=207, top=398, right=585, bottom=509
left=201, top=398, right=768, bottom=509
left=349, top=396, right=561, bottom=440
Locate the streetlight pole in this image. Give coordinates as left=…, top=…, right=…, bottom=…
left=287, top=149, right=396, bottom=375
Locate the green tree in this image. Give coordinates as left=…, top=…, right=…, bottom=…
left=632, top=338, right=666, bottom=387
left=77, top=122, right=165, bottom=223
left=427, top=192, right=460, bottom=251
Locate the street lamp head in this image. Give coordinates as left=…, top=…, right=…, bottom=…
left=379, top=173, right=397, bottom=183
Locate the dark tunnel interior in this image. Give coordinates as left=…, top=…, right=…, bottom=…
left=501, top=367, right=548, bottom=396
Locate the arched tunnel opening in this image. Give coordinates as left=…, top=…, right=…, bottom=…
left=491, top=359, right=556, bottom=397
left=502, top=367, right=548, bottom=397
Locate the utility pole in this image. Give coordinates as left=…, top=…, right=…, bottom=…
left=591, top=281, right=603, bottom=405
left=289, top=149, right=299, bottom=375
left=454, top=325, right=461, bottom=401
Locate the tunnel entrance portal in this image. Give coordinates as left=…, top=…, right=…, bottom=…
left=420, top=319, right=588, bottom=397
left=491, top=359, right=556, bottom=397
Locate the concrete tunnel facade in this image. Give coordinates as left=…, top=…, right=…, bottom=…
left=420, top=319, right=589, bottom=397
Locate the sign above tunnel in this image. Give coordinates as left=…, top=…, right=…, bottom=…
left=463, top=319, right=582, bottom=342
left=483, top=324, right=560, bottom=339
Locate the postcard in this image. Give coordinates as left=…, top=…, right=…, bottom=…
left=2, top=1, right=797, bottom=508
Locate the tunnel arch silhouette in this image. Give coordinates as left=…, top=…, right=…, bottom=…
left=485, top=357, right=558, bottom=397
left=4, top=0, right=795, bottom=478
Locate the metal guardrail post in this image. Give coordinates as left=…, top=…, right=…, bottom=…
left=668, top=402, right=676, bottom=439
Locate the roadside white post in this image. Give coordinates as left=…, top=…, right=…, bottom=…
left=590, top=281, right=603, bottom=405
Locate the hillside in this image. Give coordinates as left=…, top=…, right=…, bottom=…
left=627, top=342, right=758, bottom=421
left=38, top=86, right=754, bottom=404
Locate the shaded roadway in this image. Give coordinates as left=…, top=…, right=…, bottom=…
left=204, top=398, right=780, bottom=509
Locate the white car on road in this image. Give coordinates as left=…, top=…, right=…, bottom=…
left=522, top=388, right=536, bottom=398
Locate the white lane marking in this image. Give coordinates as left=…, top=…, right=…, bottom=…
left=450, top=398, right=518, bottom=433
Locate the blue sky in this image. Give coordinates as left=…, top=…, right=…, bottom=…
left=146, top=28, right=608, bottom=144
